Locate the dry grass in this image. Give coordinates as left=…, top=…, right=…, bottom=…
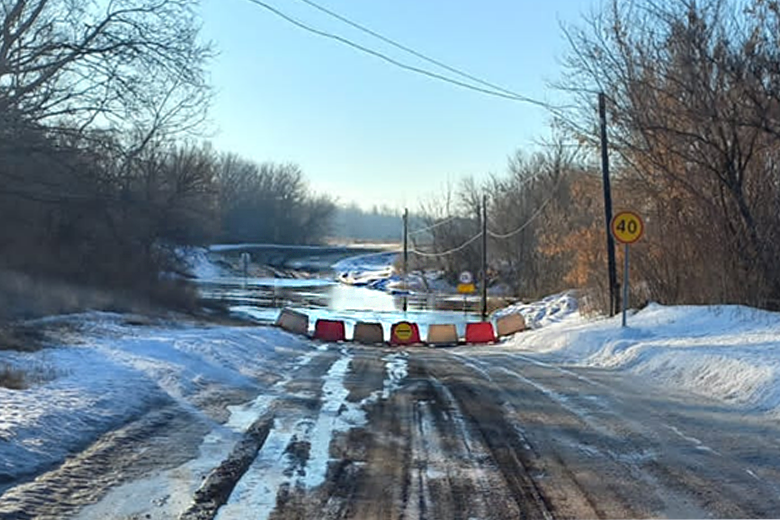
left=0, top=326, right=45, bottom=352
left=0, top=356, right=60, bottom=390
left=0, top=364, right=27, bottom=390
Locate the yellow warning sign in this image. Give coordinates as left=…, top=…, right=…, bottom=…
left=457, top=283, right=476, bottom=294
left=611, top=211, right=645, bottom=245
left=394, top=322, right=413, bottom=341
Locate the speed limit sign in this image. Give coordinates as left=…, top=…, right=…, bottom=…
left=611, top=211, right=644, bottom=244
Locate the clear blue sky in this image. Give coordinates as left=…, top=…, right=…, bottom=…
left=199, top=0, right=595, bottom=210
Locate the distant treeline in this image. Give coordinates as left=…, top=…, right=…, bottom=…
left=329, top=205, right=403, bottom=242
left=0, top=0, right=334, bottom=315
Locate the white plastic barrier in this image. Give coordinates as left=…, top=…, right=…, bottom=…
left=496, top=313, right=526, bottom=337
left=426, top=324, right=459, bottom=346
left=275, top=308, right=309, bottom=335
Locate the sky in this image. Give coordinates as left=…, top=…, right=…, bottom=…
left=198, top=0, right=597, bottom=210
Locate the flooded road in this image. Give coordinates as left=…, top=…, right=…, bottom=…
left=196, top=249, right=501, bottom=338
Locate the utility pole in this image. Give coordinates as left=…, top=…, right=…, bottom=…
left=481, top=194, right=488, bottom=321
left=403, top=208, right=409, bottom=312
left=599, top=92, right=618, bottom=316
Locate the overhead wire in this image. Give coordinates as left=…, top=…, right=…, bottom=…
left=408, top=215, right=458, bottom=236
left=241, top=0, right=567, bottom=106
left=239, top=0, right=583, bottom=251
left=290, top=0, right=554, bottom=109
left=486, top=174, right=564, bottom=239
left=410, top=231, right=483, bottom=257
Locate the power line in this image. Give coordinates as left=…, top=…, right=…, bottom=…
left=410, top=231, right=483, bottom=257
left=241, top=0, right=560, bottom=105
left=408, top=215, right=458, bottom=236
left=487, top=175, right=564, bottom=239
left=291, top=0, right=551, bottom=109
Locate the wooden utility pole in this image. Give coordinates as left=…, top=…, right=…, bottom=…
left=403, top=208, right=409, bottom=312
left=599, top=92, right=619, bottom=316
left=481, top=194, right=488, bottom=321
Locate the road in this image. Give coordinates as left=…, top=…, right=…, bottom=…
left=219, top=344, right=780, bottom=520
left=7, top=340, right=780, bottom=519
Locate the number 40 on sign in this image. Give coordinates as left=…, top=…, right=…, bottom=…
left=611, top=211, right=644, bottom=244
left=610, top=211, right=645, bottom=327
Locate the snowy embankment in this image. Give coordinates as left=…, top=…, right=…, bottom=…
left=504, top=294, right=780, bottom=415
left=332, top=252, right=456, bottom=294
left=181, top=246, right=228, bottom=280
left=0, top=314, right=308, bottom=483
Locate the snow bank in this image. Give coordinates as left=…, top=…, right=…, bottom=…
left=494, top=291, right=578, bottom=329
left=0, top=313, right=311, bottom=482
left=507, top=301, right=780, bottom=414
left=332, top=252, right=459, bottom=295
left=179, top=247, right=226, bottom=280
left=332, top=252, right=397, bottom=289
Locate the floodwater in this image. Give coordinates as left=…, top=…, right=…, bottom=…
left=197, top=273, right=490, bottom=338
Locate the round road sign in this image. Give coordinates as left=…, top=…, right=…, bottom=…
left=611, top=211, right=645, bottom=244
left=459, top=271, right=473, bottom=284
left=394, top=322, right=414, bottom=342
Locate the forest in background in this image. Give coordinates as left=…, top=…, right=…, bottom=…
left=2, top=0, right=779, bottom=317
left=413, top=0, right=780, bottom=312
left=0, top=0, right=334, bottom=318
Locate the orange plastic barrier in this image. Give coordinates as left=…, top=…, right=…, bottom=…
left=465, top=322, right=496, bottom=344
left=314, top=319, right=346, bottom=342
left=390, top=321, right=422, bottom=346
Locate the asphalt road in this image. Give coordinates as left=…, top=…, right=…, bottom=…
left=239, top=344, right=780, bottom=520
left=6, top=341, right=780, bottom=519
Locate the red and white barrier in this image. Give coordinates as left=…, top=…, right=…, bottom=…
left=314, top=319, right=346, bottom=342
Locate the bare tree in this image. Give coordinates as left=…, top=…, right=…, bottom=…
left=0, top=0, right=212, bottom=135
left=558, top=0, right=780, bottom=308
left=216, top=155, right=336, bottom=245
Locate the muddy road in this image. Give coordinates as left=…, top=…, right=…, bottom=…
left=6, top=340, right=780, bottom=519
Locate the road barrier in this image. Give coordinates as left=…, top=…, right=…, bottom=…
left=353, top=322, right=385, bottom=345
left=496, top=313, right=526, bottom=337
left=314, top=319, right=346, bottom=342
left=274, top=309, right=524, bottom=346
left=465, top=322, right=496, bottom=344
left=275, top=308, right=309, bottom=335
left=426, top=324, right=459, bottom=346
left=390, top=321, right=422, bottom=346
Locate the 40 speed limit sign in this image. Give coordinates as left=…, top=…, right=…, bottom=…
left=611, top=211, right=645, bottom=244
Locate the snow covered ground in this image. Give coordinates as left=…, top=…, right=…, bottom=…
left=332, top=252, right=455, bottom=294
left=502, top=295, right=780, bottom=416
left=180, top=247, right=229, bottom=280
left=0, top=313, right=310, bottom=483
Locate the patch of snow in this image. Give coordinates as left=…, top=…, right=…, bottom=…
left=0, top=313, right=311, bottom=482
left=180, top=246, right=226, bottom=280
left=332, top=252, right=398, bottom=288
left=506, top=300, right=780, bottom=414
left=381, top=352, right=408, bottom=400
left=304, top=353, right=360, bottom=488
left=494, top=291, right=579, bottom=329
left=229, top=306, right=281, bottom=324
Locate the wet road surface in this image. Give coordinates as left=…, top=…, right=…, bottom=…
left=5, top=339, right=780, bottom=519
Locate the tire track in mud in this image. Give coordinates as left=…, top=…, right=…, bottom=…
left=447, top=351, right=676, bottom=518
left=452, top=351, right=780, bottom=519
left=416, top=356, right=554, bottom=520
left=180, top=413, right=275, bottom=520
left=215, top=347, right=372, bottom=520
left=299, top=349, right=553, bottom=520
left=0, top=403, right=209, bottom=520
